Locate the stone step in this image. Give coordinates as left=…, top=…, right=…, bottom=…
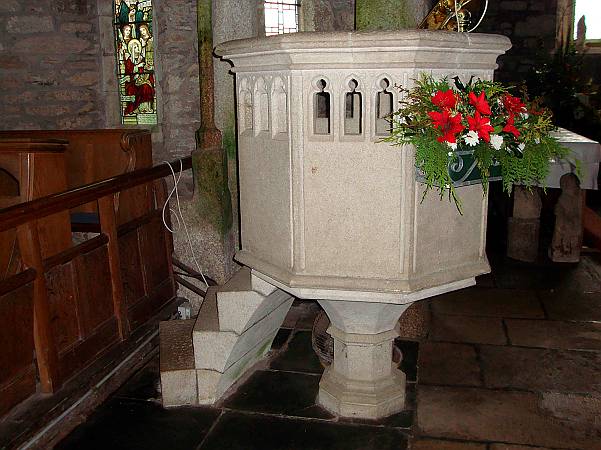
left=193, top=290, right=293, bottom=372
left=217, top=267, right=275, bottom=334
left=159, top=319, right=197, bottom=407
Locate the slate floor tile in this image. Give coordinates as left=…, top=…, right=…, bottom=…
left=429, top=314, right=507, bottom=345
left=418, top=342, right=482, bottom=387
left=198, top=411, right=408, bottom=450
left=505, top=318, right=601, bottom=351
left=411, top=438, right=487, bottom=450
left=55, top=398, right=221, bottom=450
left=479, top=345, right=601, bottom=395
left=417, top=385, right=600, bottom=449
left=489, top=444, right=557, bottom=450
left=113, top=357, right=160, bottom=401
left=271, top=327, right=293, bottom=350
left=270, top=330, right=324, bottom=374
left=431, top=287, right=545, bottom=319
left=540, top=290, right=601, bottom=322
left=222, top=369, right=333, bottom=419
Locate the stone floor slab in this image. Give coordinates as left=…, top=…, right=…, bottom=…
left=479, top=345, right=601, bottom=395
left=222, top=369, right=333, bottom=420
left=417, top=385, right=600, bottom=448
left=198, top=411, right=408, bottom=450
left=269, top=331, right=324, bottom=374
left=418, top=342, right=481, bottom=387
left=540, top=290, right=601, bottom=322
left=55, top=398, right=221, bottom=450
left=411, top=438, right=486, bottom=449
left=430, top=288, right=545, bottom=319
left=505, top=318, right=601, bottom=351
left=429, top=314, right=507, bottom=345
left=489, top=445, right=557, bottom=450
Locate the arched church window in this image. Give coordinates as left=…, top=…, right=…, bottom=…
left=264, top=0, right=300, bottom=36
left=113, top=0, right=157, bottom=125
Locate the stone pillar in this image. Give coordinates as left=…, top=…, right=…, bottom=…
left=355, top=0, right=430, bottom=30
left=317, top=300, right=411, bottom=419
left=507, top=186, right=542, bottom=262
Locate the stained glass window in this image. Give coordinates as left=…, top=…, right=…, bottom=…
left=265, top=0, right=300, bottom=36
left=113, top=0, right=157, bottom=125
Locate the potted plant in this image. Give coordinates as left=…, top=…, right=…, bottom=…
left=385, top=74, right=576, bottom=212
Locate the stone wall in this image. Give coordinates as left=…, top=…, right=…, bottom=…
left=0, top=0, right=104, bottom=130
left=0, top=0, right=201, bottom=169
left=477, top=0, right=559, bottom=82
left=153, top=0, right=201, bottom=165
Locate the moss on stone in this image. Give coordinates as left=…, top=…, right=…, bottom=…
left=192, top=147, right=233, bottom=236
left=355, top=0, right=411, bottom=31
left=223, top=112, right=237, bottom=160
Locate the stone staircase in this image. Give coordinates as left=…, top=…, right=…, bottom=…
left=160, top=267, right=294, bottom=407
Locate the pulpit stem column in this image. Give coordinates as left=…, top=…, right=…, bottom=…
left=317, top=300, right=411, bottom=419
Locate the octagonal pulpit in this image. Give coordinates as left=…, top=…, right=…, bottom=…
left=216, top=30, right=511, bottom=419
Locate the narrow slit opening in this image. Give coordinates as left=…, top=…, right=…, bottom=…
left=344, top=79, right=362, bottom=135
left=376, top=78, right=393, bottom=136
left=314, top=79, right=330, bottom=135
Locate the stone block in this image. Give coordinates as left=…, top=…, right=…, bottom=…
left=0, top=0, right=21, bottom=13
left=194, top=288, right=292, bottom=371
left=6, top=16, right=54, bottom=33
left=431, top=287, right=545, bottom=319
left=418, top=342, right=482, bottom=387
left=430, top=314, right=507, bottom=345
left=505, top=318, right=601, bottom=351
left=197, top=332, right=277, bottom=404
left=417, top=385, right=600, bottom=448
left=14, top=35, right=90, bottom=54
left=66, top=71, right=100, bottom=87
left=480, top=345, right=601, bottom=394
left=507, top=217, right=540, bottom=262
left=500, top=1, right=527, bottom=11
left=412, top=439, right=486, bottom=450
left=159, top=319, right=197, bottom=407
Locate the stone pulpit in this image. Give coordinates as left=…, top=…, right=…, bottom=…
left=180, top=30, right=511, bottom=419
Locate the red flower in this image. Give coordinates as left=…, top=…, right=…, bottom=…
left=503, top=94, right=526, bottom=115
left=432, top=89, right=458, bottom=110
left=429, top=110, right=465, bottom=143
left=467, top=112, right=494, bottom=143
left=503, top=114, right=520, bottom=138
left=469, top=91, right=491, bottom=115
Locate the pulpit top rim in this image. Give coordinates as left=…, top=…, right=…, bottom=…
left=216, top=30, right=511, bottom=58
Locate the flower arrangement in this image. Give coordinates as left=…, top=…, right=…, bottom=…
left=384, top=74, right=575, bottom=212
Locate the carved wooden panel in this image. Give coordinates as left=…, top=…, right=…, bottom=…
left=140, top=215, right=170, bottom=293
left=45, top=263, right=80, bottom=353
left=0, top=282, right=35, bottom=416
left=73, top=245, right=113, bottom=335
left=118, top=228, right=145, bottom=308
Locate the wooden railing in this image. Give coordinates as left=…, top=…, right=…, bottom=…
left=0, top=157, right=191, bottom=416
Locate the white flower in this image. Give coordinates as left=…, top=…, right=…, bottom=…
left=518, top=143, right=525, bottom=153
left=490, top=134, right=504, bottom=150
left=447, top=142, right=458, bottom=151
left=521, top=112, right=529, bottom=120
left=535, top=138, right=540, bottom=144
left=464, top=130, right=480, bottom=147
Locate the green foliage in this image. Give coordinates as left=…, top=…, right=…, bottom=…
left=384, top=73, right=575, bottom=213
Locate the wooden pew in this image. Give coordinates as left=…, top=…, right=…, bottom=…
left=0, top=157, right=190, bottom=425
left=0, top=129, right=153, bottom=225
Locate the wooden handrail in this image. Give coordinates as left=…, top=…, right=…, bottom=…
left=0, top=156, right=192, bottom=232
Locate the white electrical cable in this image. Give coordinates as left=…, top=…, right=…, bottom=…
left=162, top=160, right=209, bottom=288
left=467, top=0, right=489, bottom=33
